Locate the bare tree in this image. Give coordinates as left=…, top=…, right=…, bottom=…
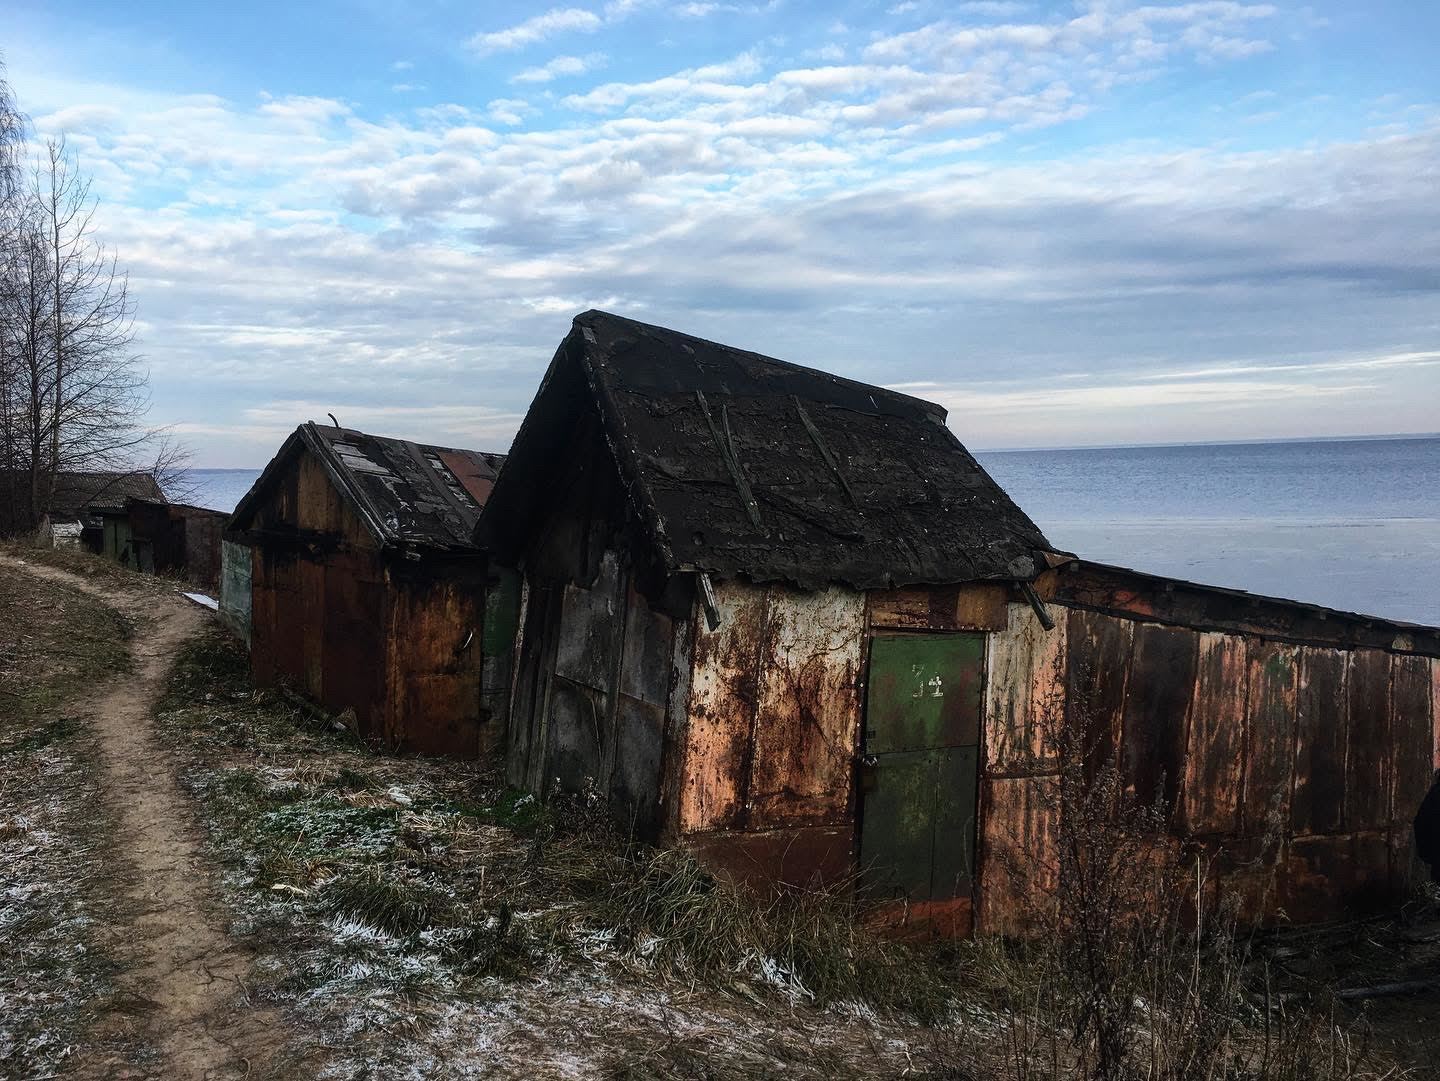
left=0, top=62, right=189, bottom=536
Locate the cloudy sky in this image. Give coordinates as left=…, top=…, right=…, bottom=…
left=5, top=0, right=1437, bottom=466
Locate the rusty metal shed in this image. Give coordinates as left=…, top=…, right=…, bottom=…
left=478, top=310, right=1440, bottom=935
left=96, top=497, right=227, bottom=587
left=228, top=422, right=506, bottom=756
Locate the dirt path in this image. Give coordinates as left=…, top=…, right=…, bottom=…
left=0, top=555, right=298, bottom=1080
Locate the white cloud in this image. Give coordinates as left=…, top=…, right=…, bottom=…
left=467, top=8, right=604, bottom=55
left=17, top=0, right=1440, bottom=464
left=512, top=53, right=608, bottom=84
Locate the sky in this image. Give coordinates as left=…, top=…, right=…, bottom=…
left=4, top=0, right=1438, bottom=466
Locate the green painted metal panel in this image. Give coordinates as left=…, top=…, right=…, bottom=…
left=860, top=749, right=941, bottom=899
left=931, top=746, right=979, bottom=898
left=482, top=566, right=522, bottom=656
left=861, top=633, right=984, bottom=901
left=865, top=633, right=984, bottom=754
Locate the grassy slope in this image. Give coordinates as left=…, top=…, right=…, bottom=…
left=155, top=625, right=1427, bottom=1081
left=0, top=555, right=150, bottom=1075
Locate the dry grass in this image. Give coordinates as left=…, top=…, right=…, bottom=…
left=0, top=560, right=151, bottom=1075
left=148, top=625, right=1428, bottom=1080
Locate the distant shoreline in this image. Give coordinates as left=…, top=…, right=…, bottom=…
left=190, top=431, right=1440, bottom=471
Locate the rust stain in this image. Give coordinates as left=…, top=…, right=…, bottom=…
left=1182, top=633, right=1248, bottom=836
left=868, top=583, right=1007, bottom=632
left=747, top=585, right=864, bottom=829
left=985, top=603, right=1067, bottom=776
left=1242, top=640, right=1298, bottom=835
left=975, top=773, right=1058, bottom=936
left=1434, top=657, right=1440, bottom=769
left=1292, top=646, right=1348, bottom=837
left=678, top=579, right=768, bottom=832
left=1345, top=649, right=1392, bottom=832
left=682, top=824, right=853, bottom=892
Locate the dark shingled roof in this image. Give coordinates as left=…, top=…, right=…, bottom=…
left=51, top=471, right=166, bottom=520
left=479, top=310, right=1056, bottom=590
left=230, top=422, right=505, bottom=553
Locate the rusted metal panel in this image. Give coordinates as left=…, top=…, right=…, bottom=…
left=748, top=585, right=865, bottom=829
left=985, top=603, right=1068, bottom=776
left=1063, top=607, right=1132, bottom=784
left=1292, top=647, right=1348, bottom=837
left=1282, top=832, right=1396, bottom=923
left=684, top=825, right=854, bottom=892
left=678, top=579, right=767, bottom=832
left=976, top=773, right=1058, bottom=936
left=1242, top=641, right=1298, bottom=834
left=1121, top=623, right=1195, bottom=812
left=1434, top=658, right=1440, bottom=769
left=385, top=576, right=485, bottom=756
left=436, top=448, right=497, bottom=507
left=1345, top=649, right=1392, bottom=832
left=1053, top=560, right=1440, bottom=658
left=1391, top=654, right=1434, bottom=841
left=1182, top=633, right=1248, bottom=836
left=867, top=583, right=1008, bottom=632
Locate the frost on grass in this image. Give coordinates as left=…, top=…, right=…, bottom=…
left=0, top=563, right=140, bottom=1077
left=154, top=629, right=967, bottom=1080
left=0, top=740, right=127, bottom=1075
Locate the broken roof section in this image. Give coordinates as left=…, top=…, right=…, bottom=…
left=51, top=471, right=166, bottom=520
left=479, top=310, right=1057, bottom=590
left=231, top=422, right=504, bottom=554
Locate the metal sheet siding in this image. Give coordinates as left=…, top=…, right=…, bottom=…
left=985, top=603, right=1067, bottom=776
left=1345, top=649, right=1393, bottom=832
left=1182, top=633, right=1248, bottom=836
left=1242, top=640, right=1298, bottom=834
left=1292, top=646, right=1348, bottom=837
left=678, top=579, right=767, bottom=832
left=745, top=585, right=864, bottom=829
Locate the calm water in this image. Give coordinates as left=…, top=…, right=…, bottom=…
left=183, top=436, right=1440, bottom=626
left=976, top=437, right=1440, bottom=626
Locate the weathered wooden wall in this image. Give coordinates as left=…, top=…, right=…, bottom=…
left=503, top=407, right=689, bottom=833
left=976, top=574, right=1440, bottom=935
left=247, top=448, right=488, bottom=756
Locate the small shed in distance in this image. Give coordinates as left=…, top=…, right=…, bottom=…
left=477, top=310, right=1440, bottom=936
left=96, top=498, right=228, bottom=587
left=227, top=422, right=506, bottom=757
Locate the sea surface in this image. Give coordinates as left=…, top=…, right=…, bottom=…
left=183, top=435, right=1440, bottom=626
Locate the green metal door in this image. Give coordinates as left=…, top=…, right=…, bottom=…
left=860, top=633, right=984, bottom=901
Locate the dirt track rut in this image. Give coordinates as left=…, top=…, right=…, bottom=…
left=2, top=556, right=295, bottom=1080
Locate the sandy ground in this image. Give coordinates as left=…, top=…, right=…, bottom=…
left=0, top=555, right=300, bottom=1080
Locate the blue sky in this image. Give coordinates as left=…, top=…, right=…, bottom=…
left=5, top=0, right=1438, bottom=465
